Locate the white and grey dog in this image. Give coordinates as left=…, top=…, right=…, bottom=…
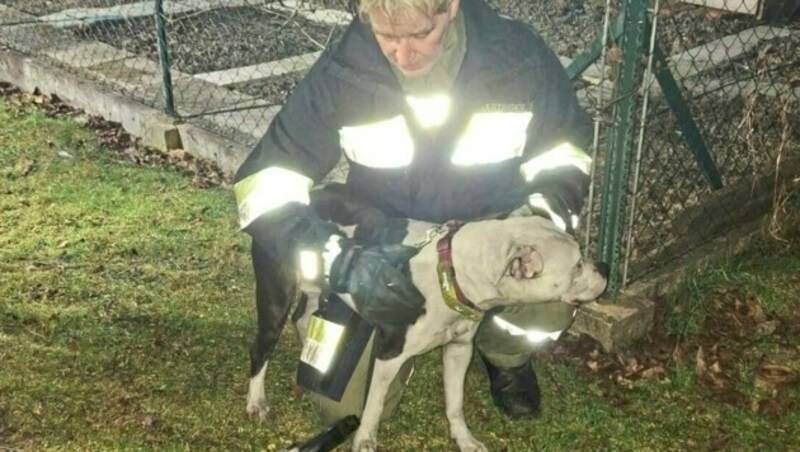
left=292, top=214, right=607, bottom=451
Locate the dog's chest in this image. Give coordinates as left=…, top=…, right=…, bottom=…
left=408, top=317, right=478, bottom=353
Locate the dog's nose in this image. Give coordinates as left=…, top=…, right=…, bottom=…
left=596, top=261, right=610, bottom=279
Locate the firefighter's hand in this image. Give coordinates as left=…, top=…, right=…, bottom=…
left=526, top=167, right=589, bottom=235
left=529, top=191, right=577, bottom=234
left=329, top=240, right=425, bottom=327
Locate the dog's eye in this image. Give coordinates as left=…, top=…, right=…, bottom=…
left=576, top=260, right=584, bottom=271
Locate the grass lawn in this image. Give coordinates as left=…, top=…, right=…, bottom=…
left=1, top=90, right=799, bottom=451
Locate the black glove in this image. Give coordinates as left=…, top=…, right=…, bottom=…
left=308, top=183, right=409, bottom=247
left=328, top=240, right=425, bottom=328
left=527, top=167, right=589, bottom=235
left=243, top=202, right=424, bottom=328
left=352, top=215, right=410, bottom=247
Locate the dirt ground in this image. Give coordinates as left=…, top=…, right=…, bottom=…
left=546, top=205, right=800, bottom=423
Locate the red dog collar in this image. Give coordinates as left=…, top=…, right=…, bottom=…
left=435, top=221, right=483, bottom=321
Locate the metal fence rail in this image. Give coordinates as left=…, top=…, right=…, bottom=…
left=0, top=0, right=797, bottom=292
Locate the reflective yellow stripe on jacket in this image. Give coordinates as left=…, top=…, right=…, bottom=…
left=233, top=166, right=313, bottom=229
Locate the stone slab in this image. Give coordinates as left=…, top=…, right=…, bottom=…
left=571, top=297, right=655, bottom=353
left=681, top=0, right=760, bottom=15
left=194, top=51, right=321, bottom=86
left=667, top=26, right=796, bottom=80
left=39, top=0, right=258, bottom=28
left=271, top=0, right=353, bottom=26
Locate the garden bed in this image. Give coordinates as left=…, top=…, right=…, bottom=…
left=488, top=0, right=755, bottom=59
left=229, top=71, right=306, bottom=105
left=0, top=0, right=140, bottom=16
left=71, top=4, right=345, bottom=75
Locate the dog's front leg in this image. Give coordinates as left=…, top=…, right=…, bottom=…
left=351, top=355, right=406, bottom=452
left=443, top=338, right=487, bottom=452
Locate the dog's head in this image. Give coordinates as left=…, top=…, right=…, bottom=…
left=450, top=216, right=607, bottom=307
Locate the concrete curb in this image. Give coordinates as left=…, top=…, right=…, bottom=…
left=0, top=48, right=250, bottom=176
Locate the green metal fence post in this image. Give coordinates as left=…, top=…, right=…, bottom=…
left=596, top=0, right=648, bottom=291
left=154, top=0, right=176, bottom=116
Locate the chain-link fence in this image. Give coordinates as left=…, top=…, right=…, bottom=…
left=0, top=0, right=798, bottom=291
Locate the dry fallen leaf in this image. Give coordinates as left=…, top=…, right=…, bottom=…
left=755, top=363, right=800, bottom=391
left=705, top=432, right=733, bottom=450
left=641, top=366, right=666, bottom=379
left=606, top=45, right=622, bottom=64
left=704, top=8, right=726, bottom=20
left=168, top=149, right=193, bottom=162
left=695, top=346, right=708, bottom=376
left=141, top=414, right=157, bottom=428
left=18, top=158, right=35, bottom=176
left=755, top=320, right=779, bottom=337
left=292, top=385, right=305, bottom=399
left=613, top=373, right=633, bottom=388
left=746, top=298, right=768, bottom=323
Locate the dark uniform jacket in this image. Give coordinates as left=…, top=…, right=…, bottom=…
left=235, top=0, right=592, bottom=224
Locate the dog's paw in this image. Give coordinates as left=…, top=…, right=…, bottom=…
left=454, top=435, right=488, bottom=452
left=351, top=438, right=377, bottom=452
left=245, top=397, right=269, bottom=419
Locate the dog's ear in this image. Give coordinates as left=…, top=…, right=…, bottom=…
left=506, top=246, right=544, bottom=280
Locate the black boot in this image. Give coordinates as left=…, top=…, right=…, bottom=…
left=481, top=354, right=541, bottom=418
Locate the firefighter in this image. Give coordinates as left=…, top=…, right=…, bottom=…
left=235, top=0, right=593, bottom=422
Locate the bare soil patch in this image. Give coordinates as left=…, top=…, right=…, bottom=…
left=0, top=0, right=140, bottom=16
left=71, top=5, right=345, bottom=75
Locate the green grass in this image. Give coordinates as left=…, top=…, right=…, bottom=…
left=1, top=96, right=799, bottom=451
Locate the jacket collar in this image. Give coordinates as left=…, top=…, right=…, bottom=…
left=328, top=0, right=531, bottom=94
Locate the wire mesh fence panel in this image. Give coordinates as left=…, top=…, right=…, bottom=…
left=487, top=0, right=609, bottom=58
left=0, top=0, right=351, bottom=146
left=1, top=0, right=175, bottom=111
left=622, top=0, right=800, bottom=283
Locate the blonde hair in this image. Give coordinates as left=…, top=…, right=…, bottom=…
left=358, top=0, right=450, bottom=23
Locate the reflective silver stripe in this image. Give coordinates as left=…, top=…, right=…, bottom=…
left=520, top=142, right=592, bottom=183
left=300, top=236, right=342, bottom=281
left=321, top=234, right=343, bottom=277
left=299, top=250, right=320, bottom=280
left=451, top=111, right=533, bottom=166
left=406, top=94, right=451, bottom=129
left=301, top=316, right=345, bottom=374
left=234, top=166, right=313, bottom=229
left=492, top=315, right=563, bottom=343
left=339, top=116, right=414, bottom=168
